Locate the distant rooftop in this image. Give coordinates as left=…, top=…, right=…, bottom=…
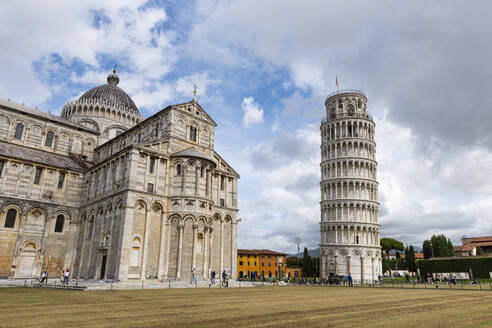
left=237, top=249, right=287, bottom=256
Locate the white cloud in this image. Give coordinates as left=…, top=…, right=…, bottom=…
left=0, top=1, right=175, bottom=109
left=241, top=96, right=264, bottom=126
left=234, top=124, right=321, bottom=252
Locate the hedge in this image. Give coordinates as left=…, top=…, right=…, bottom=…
left=417, top=257, right=492, bottom=279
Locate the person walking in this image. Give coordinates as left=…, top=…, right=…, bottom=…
left=222, top=270, right=228, bottom=288
left=40, top=270, right=48, bottom=285
left=190, top=268, right=197, bottom=286
left=63, top=269, right=70, bottom=285
left=209, top=269, right=216, bottom=287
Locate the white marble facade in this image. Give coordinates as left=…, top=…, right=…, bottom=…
left=0, top=70, right=239, bottom=281
left=319, top=90, right=381, bottom=284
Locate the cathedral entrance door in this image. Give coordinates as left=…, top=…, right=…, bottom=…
left=17, top=244, right=37, bottom=277
left=100, top=255, right=107, bottom=279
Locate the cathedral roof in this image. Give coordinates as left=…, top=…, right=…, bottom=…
left=171, top=147, right=216, bottom=164
left=78, top=69, right=140, bottom=117
left=0, top=98, right=98, bottom=134
left=0, top=141, right=86, bottom=172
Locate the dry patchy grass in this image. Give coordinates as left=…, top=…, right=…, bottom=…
left=1, top=286, right=492, bottom=328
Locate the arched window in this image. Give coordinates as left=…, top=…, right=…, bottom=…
left=4, top=208, right=17, bottom=228
left=330, top=108, right=336, bottom=119
left=14, top=123, right=24, bottom=139
left=190, top=126, right=197, bottom=142
left=348, top=105, right=355, bottom=116
left=176, top=164, right=182, bottom=176
left=356, top=235, right=360, bottom=244
left=130, top=237, right=141, bottom=266
left=54, top=215, right=64, bottom=232
left=102, top=234, right=110, bottom=247
left=358, top=99, right=362, bottom=109
left=87, top=216, right=94, bottom=238
left=149, top=157, right=156, bottom=174
left=45, top=131, right=54, bottom=147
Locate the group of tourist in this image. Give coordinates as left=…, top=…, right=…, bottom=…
left=39, top=269, right=71, bottom=286
left=426, top=273, right=460, bottom=285
left=342, top=274, right=353, bottom=286
left=189, top=268, right=229, bottom=287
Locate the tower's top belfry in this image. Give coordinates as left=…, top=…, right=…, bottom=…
left=324, top=89, right=371, bottom=121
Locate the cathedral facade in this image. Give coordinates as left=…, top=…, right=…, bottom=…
left=319, top=90, right=381, bottom=283
left=0, top=70, right=239, bottom=282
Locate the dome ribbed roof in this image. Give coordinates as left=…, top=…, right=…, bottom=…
left=79, top=69, right=140, bottom=116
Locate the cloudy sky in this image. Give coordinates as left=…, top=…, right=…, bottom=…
left=1, top=0, right=492, bottom=253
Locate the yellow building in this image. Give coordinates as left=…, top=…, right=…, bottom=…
left=237, top=249, right=286, bottom=279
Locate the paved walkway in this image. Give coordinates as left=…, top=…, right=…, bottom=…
left=0, top=278, right=256, bottom=290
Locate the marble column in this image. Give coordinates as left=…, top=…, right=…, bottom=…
left=176, top=223, right=184, bottom=279
left=208, top=227, right=214, bottom=273
left=219, top=219, right=224, bottom=276
left=191, top=224, right=197, bottom=271
left=140, top=206, right=150, bottom=281
left=163, top=220, right=172, bottom=280
left=347, top=255, right=351, bottom=275
left=360, top=257, right=365, bottom=284
left=157, top=213, right=167, bottom=281
left=202, top=227, right=209, bottom=278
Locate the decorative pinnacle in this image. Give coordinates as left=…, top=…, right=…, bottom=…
left=193, top=84, right=197, bottom=102
left=107, top=65, right=119, bottom=86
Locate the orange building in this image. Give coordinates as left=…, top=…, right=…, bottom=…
left=286, top=267, right=302, bottom=278
left=237, top=249, right=286, bottom=279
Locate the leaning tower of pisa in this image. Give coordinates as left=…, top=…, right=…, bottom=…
left=319, top=89, right=381, bottom=284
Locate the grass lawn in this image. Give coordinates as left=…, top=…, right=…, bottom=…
left=1, top=286, right=492, bottom=328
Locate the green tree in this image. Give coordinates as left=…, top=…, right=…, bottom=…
left=408, top=246, right=416, bottom=272
left=309, top=257, right=319, bottom=277
left=447, top=239, right=455, bottom=256
left=430, top=234, right=454, bottom=257
left=424, top=235, right=454, bottom=258
left=380, top=238, right=404, bottom=257
left=382, top=253, right=391, bottom=274
left=302, top=247, right=311, bottom=276
left=286, top=257, right=300, bottom=268
left=423, top=240, right=433, bottom=259
left=476, top=246, right=484, bottom=255
left=431, top=235, right=445, bottom=257
left=404, top=246, right=410, bottom=269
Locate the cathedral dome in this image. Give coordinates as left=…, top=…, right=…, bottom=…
left=61, top=68, right=144, bottom=139
left=78, top=69, right=140, bottom=117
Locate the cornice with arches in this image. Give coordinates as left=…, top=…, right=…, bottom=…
left=321, top=246, right=380, bottom=259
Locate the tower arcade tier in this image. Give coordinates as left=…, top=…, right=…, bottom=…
left=319, top=89, right=382, bottom=284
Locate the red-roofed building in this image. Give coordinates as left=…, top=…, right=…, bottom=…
left=400, top=252, right=425, bottom=260
left=454, top=236, right=492, bottom=256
